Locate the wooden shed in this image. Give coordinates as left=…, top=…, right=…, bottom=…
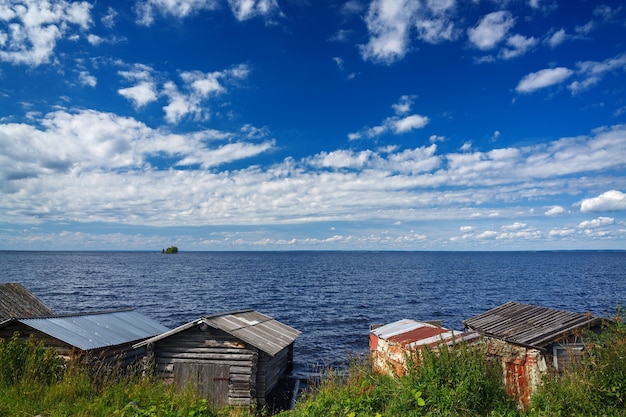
left=0, top=283, right=55, bottom=320
left=369, top=319, right=479, bottom=376
left=133, top=309, right=301, bottom=407
left=0, top=309, right=170, bottom=367
left=463, top=301, right=604, bottom=409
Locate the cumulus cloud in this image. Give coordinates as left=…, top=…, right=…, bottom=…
left=0, top=109, right=274, bottom=185
left=135, top=0, right=220, bottom=25
left=579, top=217, right=615, bottom=229
left=2, top=112, right=626, bottom=235
left=545, top=206, right=565, bottom=216
left=467, top=11, right=515, bottom=50
left=360, top=0, right=419, bottom=64
left=227, top=0, right=281, bottom=21
left=500, top=34, right=537, bottom=59
left=119, top=82, right=158, bottom=108
left=349, top=95, right=429, bottom=139
left=135, top=0, right=280, bottom=25
left=360, top=0, right=461, bottom=63
left=515, top=67, right=573, bottom=93
left=0, top=0, right=92, bottom=66
left=580, top=190, right=626, bottom=213
left=77, top=70, right=97, bottom=87
left=116, top=63, right=250, bottom=123
left=414, top=0, right=459, bottom=44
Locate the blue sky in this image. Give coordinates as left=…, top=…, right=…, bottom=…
left=1, top=0, right=626, bottom=251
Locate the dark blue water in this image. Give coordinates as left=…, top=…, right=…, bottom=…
left=1, top=251, right=625, bottom=376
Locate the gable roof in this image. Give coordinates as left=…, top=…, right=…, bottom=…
left=463, top=301, right=603, bottom=349
left=0, top=283, right=55, bottom=320
left=0, top=309, right=170, bottom=350
left=134, top=309, right=301, bottom=357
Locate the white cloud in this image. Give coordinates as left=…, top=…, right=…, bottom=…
left=227, top=0, right=281, bottom=21
left=414, top=0, right=459, bottom=44
left=476, top=230, right=498, bottom=239
left=349, top=96, right=429, bottom=139
left=429, top=134, right=445, bottom=143
left=515, top=67, right=573, bottom=93
left=87, top=34, right=102, bottom=45
left=135, top=0, right=279, bottom=25
left=580, top=190, right=626, bottom=213
left=360, top=0, right=419, bottom=64
left=0, top=109, right=273, bottom=184
left=579, top=217, right=615, bottom=229
left=545, top=206, right=565, bottom=216
left=162, top=81, right=202, bottom=124
left=392, top=95, right=414, bottom=115
left=467, top=11, right=515, bottom=51
left=502, top=222, right=527, bottom=231
left=569, top=53, right=626, bottom=94
left=77, top=70, right=96, bottom=87
left=392, top=114, right=429, bottom=133
left=2, top=112, right=625, bottom=244
left=135, top=0, right=220, bottom=25
left=546, top=28, right=566, bottom=48
left=549, top=228, right=575, bottom=237
left=118, top=82, right=158, bottom=108
left=101, top=6, right=117, bottom=28
left=0, top=0, right=92, bottom=66
left=500, top=34, right=537, bottom=59
left=116, top=63, right=250, bottom=123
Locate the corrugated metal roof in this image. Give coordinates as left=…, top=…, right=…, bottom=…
left=463, top=301, right=602, bottom=348
left=0, top=283, right=55, bottom=320
left=2, top=309, right=170, bottom=351
left=371, top=319, right=476, bottom=347
left=134, top=309, right=301, bottom=357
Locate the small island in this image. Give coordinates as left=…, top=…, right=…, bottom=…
left=161, top=246, right=178, bottom=254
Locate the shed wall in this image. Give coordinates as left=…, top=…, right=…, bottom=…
left=482, top=337, right=547, bottom=409
left=149, top=325, right=260, bottom=406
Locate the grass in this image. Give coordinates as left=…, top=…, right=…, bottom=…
left=1, top=310, right=626, bottom=416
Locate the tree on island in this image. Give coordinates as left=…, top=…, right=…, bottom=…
left=162, top=246, right=178, bottom=254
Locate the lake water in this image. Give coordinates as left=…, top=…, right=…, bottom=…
left=1, top=251, right=625, bottom=376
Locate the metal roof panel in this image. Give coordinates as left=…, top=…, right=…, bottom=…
left=10, top=310, right=170, bottom=350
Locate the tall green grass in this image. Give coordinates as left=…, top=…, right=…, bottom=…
left=281, top=344, right=518, bottom=417
left=283, top=312, right=626, bottom=417
left=0, top=332, right=256, bottom=417
left=2, top=312, right=626, bottom=417
left=529, top=308, right=626, bottom=417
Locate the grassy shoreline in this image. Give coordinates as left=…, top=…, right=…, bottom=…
left=1, top=313, right=625, bottom=417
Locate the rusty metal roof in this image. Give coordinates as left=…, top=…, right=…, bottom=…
left=134, top=309, right=301, bottom=357
left=0, top=283, right=55, bottom=320
left=371, top=319, right=478, bottom=348
left=463, top=301, right=603, bottom=349
left=0, top=309, right=170, bottom=351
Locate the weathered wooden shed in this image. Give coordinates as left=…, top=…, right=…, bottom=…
left=463, top=301, right=604, bottom=409
left=369, top=319, right=479, bottom=376
left=0, top=309, right=170, bottom=367
left=133, top=309, right=301, bottom=408
left=0, top=283, right=55, bottom=320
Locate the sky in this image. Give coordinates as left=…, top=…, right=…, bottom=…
left=1, top=0, right=626, bottom=251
